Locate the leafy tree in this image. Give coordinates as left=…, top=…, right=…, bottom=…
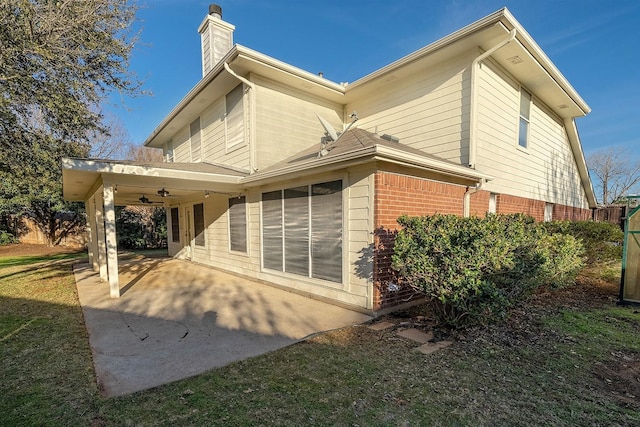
left=587, top=147, right=640, bottom=206
left=0, top=0, right=143, bottom=245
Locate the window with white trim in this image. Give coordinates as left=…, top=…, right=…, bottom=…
left=229, top=196, right=247, bottom=253
left=165, top=140, right=174, bottom=162
left=190, top=117, right=201, bottom=162
left=261, top=180, right=343, bottom=283
left=170, top=207, right=180, bottom=243
left=518, top=88, right=531, bottom=149
left=194, top=203, right=205, bottom=246
left=544, top=203, right=554, bottom=222
left=225, top=84, right=245, bottom=150
left=488, top=193, right=497, bottom=214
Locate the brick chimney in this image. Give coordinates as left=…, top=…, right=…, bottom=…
left=198, top=4, right=235, bottom=77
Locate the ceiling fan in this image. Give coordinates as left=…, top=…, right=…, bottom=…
left=136, top=195, right=163, bottom=205
left=157, top=188, right=170, bottom=198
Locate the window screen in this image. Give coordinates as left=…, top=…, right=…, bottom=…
left=311, top=181, right=343, bottom=282
left=284, top=186, right=309, bottom=276
left=171, top=207, right=180, bottom=243
left=226, top=84, right=244, bottom=149
left=261, top=180, right=342, bottom=283
left=194, top=203, right=205, bottom=246
left=262, top=191, right=283, bottom=271
left=229, top=196, right=247, bottom=253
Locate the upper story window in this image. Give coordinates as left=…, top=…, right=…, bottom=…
left=518, top=88, right=531, bottom=149
left=225, top=84, right=245, bottom=150
left=165, top=140, right=174, bottom=162
left=190, top=117, right=201, bottom=162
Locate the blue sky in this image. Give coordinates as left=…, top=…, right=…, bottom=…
left=111, top=0, right=640, bottom=159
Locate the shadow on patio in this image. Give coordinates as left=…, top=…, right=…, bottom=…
left=73, top=256, right=372, bottom=396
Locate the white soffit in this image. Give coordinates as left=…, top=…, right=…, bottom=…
left=62, top=158, right=244, bottom=202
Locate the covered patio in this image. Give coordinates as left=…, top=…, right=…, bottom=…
left=73, top=255, right=372, bottom=396
left=62, top=158, right=247, bottom=298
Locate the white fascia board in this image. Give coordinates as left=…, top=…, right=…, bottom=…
left=500, top=9, right=591, bottom=115
left=563, top=119, right=597, bottom=207
left=235, top=46, right=346, bottom=94
left=346, top=7, right=590, bottom=116
left=347, top=8, right=509, bottom=90
left=62, top=158, right=243, bottom=184
left=143, top=46, right=241, bottom=148
left=241, top=146, right=491, bottom=186
left=241, top=147, right=378, bottom=186
left=374, top=145, right=492, bottom=182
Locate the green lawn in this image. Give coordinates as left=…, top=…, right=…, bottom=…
left=1, top=250, right=638, bottom=426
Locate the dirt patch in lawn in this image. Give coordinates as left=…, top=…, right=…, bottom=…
left=0, top=243, right=85, bottom=257
left=594, top=351, right=640, bottom=406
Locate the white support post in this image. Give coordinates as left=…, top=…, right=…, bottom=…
left=95, top=188, right=108, bottom=281
left=103, top=184, right=120, bottom=298
left=85, top=195, right=97, bottom=270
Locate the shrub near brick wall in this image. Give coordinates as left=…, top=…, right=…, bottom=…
left=373, top=172, right=478, bottom=309
left=392, top=214, right=583, bottom=328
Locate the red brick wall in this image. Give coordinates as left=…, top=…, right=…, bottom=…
left=494, top=193, right=591, bottom=222
left=373, top=172, right=483, bottom=310
left=495, top=194, right=546, bottom=221
left=371, top=171, right=591, bottom=311
left=552, top=204, right=591, bottom=221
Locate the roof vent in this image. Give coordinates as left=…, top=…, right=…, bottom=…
left=381, top=134, right=400, bottom=143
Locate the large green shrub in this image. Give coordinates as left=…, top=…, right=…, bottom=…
left=541, top=220, right=623, bottom=263
left=392, top=214, right=583, bottom=328
left=0, top=230, right=18, bottom=246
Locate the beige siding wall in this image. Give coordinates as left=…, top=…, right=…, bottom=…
left=200, top=90, right=251, bottom=170
left=252, top=74, right=343, bottom=170
left=475, top=60, right=589, bottom=209
left=172, top=127, right=191, bottom=162
left=167, top=168, right=375, bottom=310
left=165, top=90, right=251, bottom=170
left=346, top=50, right=475, bottom=165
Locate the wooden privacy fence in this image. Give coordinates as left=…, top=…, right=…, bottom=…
left=592, top=206, right=626, bottom=229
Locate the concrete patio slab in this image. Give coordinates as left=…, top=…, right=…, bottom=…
left=74, top=257, right=372, bottom=397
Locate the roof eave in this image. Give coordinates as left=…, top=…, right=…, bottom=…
left=241, top=145, right=491, bottom=187
left=345, top=7, right=590, bottom=117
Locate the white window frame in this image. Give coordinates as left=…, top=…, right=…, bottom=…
left=193, top=202, right=206, bottom=247
left=165, top=140, right=174, bottom=163
left=259, top=180, right=344, bottom=284
left=544, top=203, right=554, bottom=222
left=518, top=87, right=531, bottom=150
left=170, top=207, right=180, bottom=243
left=225, top=84, right=246, bottom=152
left=228, top=195, right=248, bottom=254
left=488, top=193, right=497, bottom=214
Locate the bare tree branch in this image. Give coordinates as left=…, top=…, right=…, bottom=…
left=587, top=147, right=640, bottom=205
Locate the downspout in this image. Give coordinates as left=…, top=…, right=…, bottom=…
left=224, top=62, right=258, bottom=172
left=463, top=178, right=486, bottom=218
left=468, top=28, right=517, bottom=169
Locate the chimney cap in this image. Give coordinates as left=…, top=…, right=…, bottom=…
left=208, top=4, right=222, bottom=17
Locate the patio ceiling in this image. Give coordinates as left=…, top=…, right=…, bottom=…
left=62, top=158, right=247, bottom=206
